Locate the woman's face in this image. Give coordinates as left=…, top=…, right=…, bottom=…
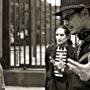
left=56, top=28, right=66, bottom=45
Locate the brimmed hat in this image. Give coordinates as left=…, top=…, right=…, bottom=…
left=54, top=0, right=90, bottom=16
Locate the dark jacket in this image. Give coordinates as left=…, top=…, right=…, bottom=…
left=45, top=43, right=77, bottom=90
left=70, top=34, right=90, bottom=90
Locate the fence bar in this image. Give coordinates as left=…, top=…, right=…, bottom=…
left=35, top=0, right=37, bottom=65
left=40, top=0, right=42, bottom=65
left=13, top=0, right=17, bottom=67
left=44, top=0, right=46, bottom=47
left=29, top=0, right=32, bottom=66
left=3, top=0, right=10, bottom=69
left=23, top=0, right=26, bottom=67
left=54, top=0, right=56, bottom=30
left=49, top=1, right=52, bottom=44
left=19, top=0, right=21, bottom=66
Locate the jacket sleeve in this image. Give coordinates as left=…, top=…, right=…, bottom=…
left=67, top=45, right=77, bottom=61
left=45, top=45, right=50, bottom=72
left=45, top=45, right=56, bottom=90
left=45, top=45, right=54, bottom=79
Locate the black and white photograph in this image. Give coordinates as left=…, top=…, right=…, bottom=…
left=1, top=0, right=90, bottom=90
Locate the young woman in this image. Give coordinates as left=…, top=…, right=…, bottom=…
left=45, top=25, right=77, bottom=90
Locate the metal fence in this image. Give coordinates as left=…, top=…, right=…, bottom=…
left=3, top=0, right=78, bottom=69
left=7, top=0, right=61, bottom=68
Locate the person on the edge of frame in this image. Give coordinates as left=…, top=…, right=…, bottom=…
left=0, top=58, right=5, bottom=90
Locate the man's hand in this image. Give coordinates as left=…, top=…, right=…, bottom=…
left=67, top=58, right=90, bottom=81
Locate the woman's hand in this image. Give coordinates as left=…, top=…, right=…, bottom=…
left=54, top=61, right=66, bottom=71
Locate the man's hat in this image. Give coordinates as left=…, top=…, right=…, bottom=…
left=54, top=0, right=90, bottom=16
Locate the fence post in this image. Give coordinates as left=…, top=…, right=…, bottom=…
left=0, top=0, right=2, bottom=59
left=2, top=0, right=10, bottom=69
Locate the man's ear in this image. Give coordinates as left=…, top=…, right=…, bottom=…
left=80, top=8, right=89, bottom=18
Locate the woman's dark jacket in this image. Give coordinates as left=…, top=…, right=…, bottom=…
left=45, top=43, right=77, bottom=90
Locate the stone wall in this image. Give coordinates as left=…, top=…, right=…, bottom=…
left=4, top=69, right=46, bottom=87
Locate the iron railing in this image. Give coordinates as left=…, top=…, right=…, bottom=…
left=3, top=0, right=78, bottom=68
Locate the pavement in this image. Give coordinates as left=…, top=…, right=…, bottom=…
left=5, top=86, right=45, bottom=90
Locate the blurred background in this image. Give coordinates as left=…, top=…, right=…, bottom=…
left=0, top=0, right=79, bottom=89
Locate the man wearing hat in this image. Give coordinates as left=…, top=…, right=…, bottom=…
left=54, top=0, right=90, bottom=90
